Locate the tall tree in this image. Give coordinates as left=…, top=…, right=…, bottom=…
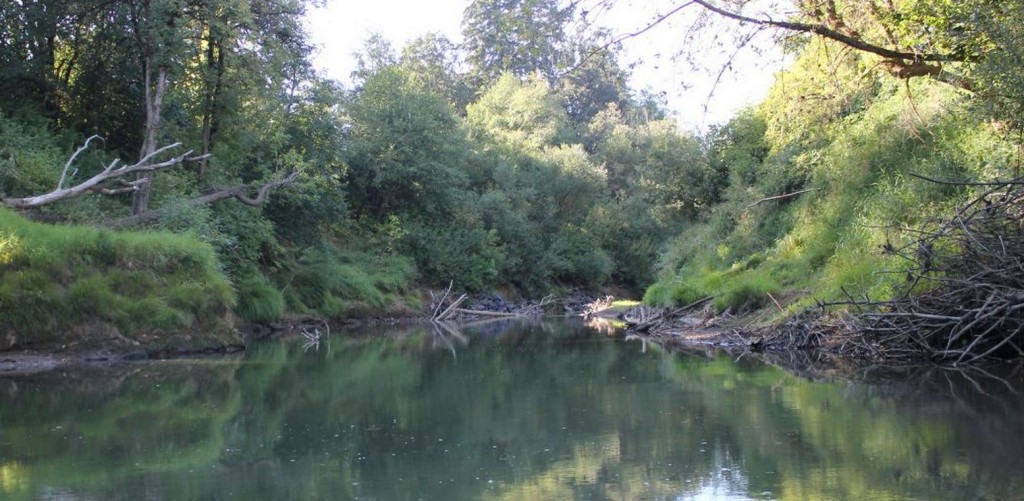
left=127, top=0, right=183, bottom=214
left=345, top=66, right=467, bottom=221
left=556, top=41, right=630, bottom=129
left=400, top=33, right=474, bottom=112
left=461, top=0, right=574, bottom=87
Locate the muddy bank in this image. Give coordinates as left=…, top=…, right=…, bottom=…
left=0, top=344, right=246, bottom=376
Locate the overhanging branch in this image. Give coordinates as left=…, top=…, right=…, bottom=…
left=107, top=171, right=300, bottom=229
left=690, top=0, right=972, bottom=64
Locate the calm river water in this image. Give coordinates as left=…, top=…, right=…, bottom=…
left=1, top=319, right=1023, bottom=500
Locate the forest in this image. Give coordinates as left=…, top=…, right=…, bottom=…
left=0, top=0, right=1022, bottom=358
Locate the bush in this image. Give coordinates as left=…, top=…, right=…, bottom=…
left=275, top=247, right=417, bottom=319
left=713, top=272, right=780, bottom=313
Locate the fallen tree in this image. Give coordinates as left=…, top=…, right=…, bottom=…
left=108, top=171, right=299, bottom=229
left=1, top=136, right=298, bottom=227
left=2, top=137, right=204, bottom=210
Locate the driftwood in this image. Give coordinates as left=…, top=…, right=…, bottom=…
left=429, top=281, right=468, bottom=322
left=450, top=308, right=523, bottom=318
left=428, top=286, right=557, bottom=322
left=851, top=180, right=1024, bottom=363
left=756, top=177, right=1024, bottom=363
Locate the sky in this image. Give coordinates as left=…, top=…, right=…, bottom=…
left=304, top=0, right=785, bottom=131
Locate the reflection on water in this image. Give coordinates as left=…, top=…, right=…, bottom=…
left=1, top=319, right=1023, bottom=500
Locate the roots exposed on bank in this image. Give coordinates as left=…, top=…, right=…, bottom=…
left=628, top=179, right=1024, bottom=364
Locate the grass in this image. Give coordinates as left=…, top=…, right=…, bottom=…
left=644, top=73, right=1013, bottom=317
left=273, top=247, right=419, bottom=320
left=0, top=207, right=237, bottom=351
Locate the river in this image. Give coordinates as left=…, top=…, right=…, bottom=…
left=1, top=319, right=1022, bottom=500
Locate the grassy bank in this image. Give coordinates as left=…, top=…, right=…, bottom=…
left=0, top=207, right=237, bottom=352
left=645, top=42, right=1019, bottom=321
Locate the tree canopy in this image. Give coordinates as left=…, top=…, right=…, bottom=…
left=1, top=0, right=1023, bottom=329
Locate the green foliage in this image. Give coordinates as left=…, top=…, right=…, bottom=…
left=235, top=275, right=285, bottom=324
left=275, top=247, right=417, bottom=319
left=462, top=0, right=571, bottom=85
left=711, top=271, right=780, bottom=314
left=397, top=218, right=500, bottom=291
left=467, top=73, right=572, bottom=149
left=642, top=280, right=705, bottom=307
left=0, top=111, right=70, bottom=198
left=546, top=225, right=613, bottom=287
left=26, top=0, right=1024, bottom=329
left=0, top=208, right=236, bottom=349
left=346, top=66, right=468, bottom=221
left=647, top=40, right=1021, bottom=313
left=399, top=33, right=475, bottom=111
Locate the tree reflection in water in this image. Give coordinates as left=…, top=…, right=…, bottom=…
left=1, top=319, right=1022, bottom=500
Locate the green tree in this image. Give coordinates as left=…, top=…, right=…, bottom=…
left=556, top=42, right=630, bottom=129
left=466, top=73, right=571, bottom=149
left=399, top=33, right=474, bottom=113
left=461, top=0, right=573, bottom=86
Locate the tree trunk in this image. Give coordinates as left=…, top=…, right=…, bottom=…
left=132, top=60, right=168, bottom=215
left=199, top=28, right=224, bottom=182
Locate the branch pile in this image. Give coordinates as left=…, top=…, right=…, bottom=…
left=622, top=179, right=1024, bottom=364
left=858, top=181, right=1024, bottom=363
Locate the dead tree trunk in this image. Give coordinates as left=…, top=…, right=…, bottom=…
left=132, top=59, right=168, bottom=215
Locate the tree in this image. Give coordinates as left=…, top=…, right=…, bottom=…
left=461, top=0, right=574, bottom=86
left=345, top=67, right=467, bottom=221
left=400, top=34, right=474, bottom=113
left=555, top=42, right=630, bottom=128
left=466, top=73, right=571, bottom=149
left=351, top=33, right=398, bottom=87
left=0, top=0, right=316, bottom=223
left=127, top=0, right=184, bottom=215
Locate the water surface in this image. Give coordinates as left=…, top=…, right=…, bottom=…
left=1, top=319, right=1022, bottom=500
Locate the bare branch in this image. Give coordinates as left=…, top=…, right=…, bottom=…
left=562, top=2, right=695, bottom=77
left=58, top=135, right=103, bottom=190
left=908, top=172, right=1024, bottom=187
left=2, top=143, right=205, bottom=210
left=233, top=171, right=300, bottom=206
left=107, top=171, right=300, bottom=229
left=746, top=188, right=819, bottom=209
left=690, top=0, right=973, bottom=64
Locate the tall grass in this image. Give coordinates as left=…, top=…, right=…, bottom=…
left=270, top=247, right=419, bottom=320
left=0, top=208, right=236, bottom=350
left=646, top=59, right=1018, bottom=315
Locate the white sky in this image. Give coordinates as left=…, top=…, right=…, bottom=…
left=305, top=0, right=784, bottom=132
